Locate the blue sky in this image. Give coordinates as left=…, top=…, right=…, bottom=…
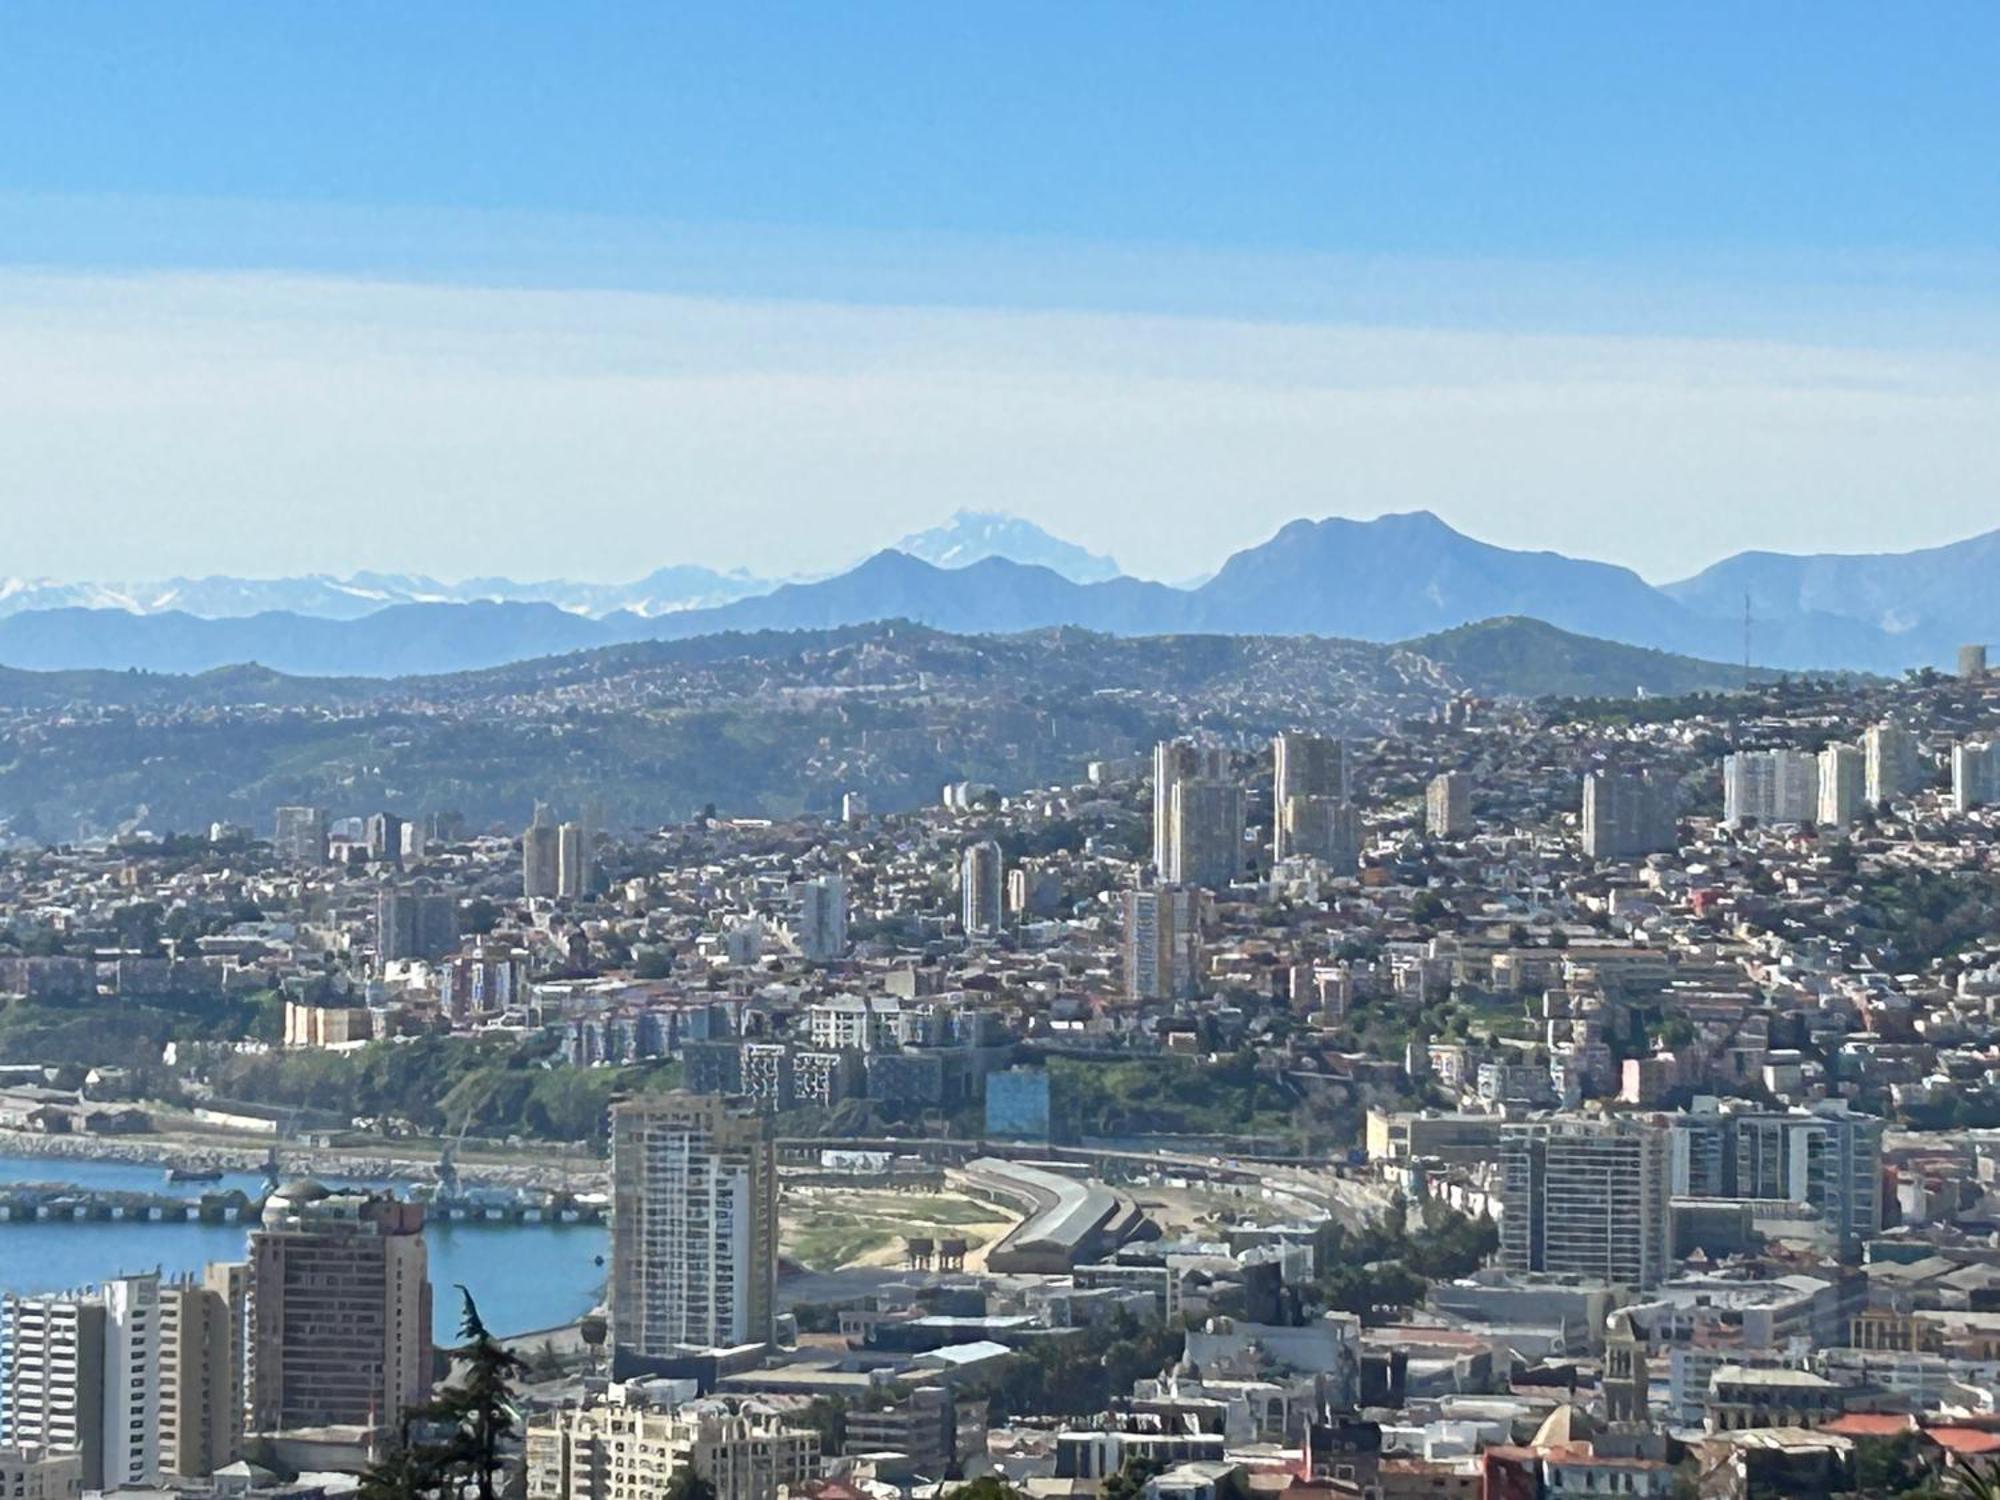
left=2, top=4, right=1998, bottom=582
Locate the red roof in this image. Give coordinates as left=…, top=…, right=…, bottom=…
left=1821, top=1413, right=1918, bottom=1437
left=1927, top=1428, right=2000, bottom=1456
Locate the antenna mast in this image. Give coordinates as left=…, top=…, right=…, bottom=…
left=1742, top=592, right=1752, bottom=691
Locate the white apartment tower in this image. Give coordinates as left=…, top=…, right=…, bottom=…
left=1817, top=742, right=1866, bottom=830
left=1863, top=721, right=1919, bottom=807
left=610, top=1094, right=778, bottom=1355
left=959, top=840, right=1004, bottom=937
left=1953, top=740, right=2000, bottom=814
left=0, top=1274, right=160, bottom=1491
left=1722, top=749, right=1820, bottom=826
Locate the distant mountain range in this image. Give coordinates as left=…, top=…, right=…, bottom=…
left=0, top=509, right=1990, bottom=676
left=892, top=509, right=1122, bottom=582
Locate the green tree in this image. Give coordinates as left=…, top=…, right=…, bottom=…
left=426, top=1288, right=528, bottom=1500
left=662, top=1465, right=719, bottom=1500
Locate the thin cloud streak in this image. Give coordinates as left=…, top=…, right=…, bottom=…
left=0, top=269, right=1995, bottom=584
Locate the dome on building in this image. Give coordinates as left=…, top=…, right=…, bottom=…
left=1532, top=1404, right=1599, bottom=1449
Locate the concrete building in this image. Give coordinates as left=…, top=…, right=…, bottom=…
left=1124, top=886, right=1200, bottom=1001
left=557, top=821, right=593, bottom=899
left=610, top=1094, right=777, bottom=1355
left=375, top=887, right=458, bottom=964
left=1580, top=771, right=1676, bottom=860
left=1722, top=749, right=1819, bottom=826
left=158, top=1266, right=247, bottom=1480
left=1278, top=795, right=1361, bottom=872
left=1669, top=1101, right=1883, bottom=1262
left=1165, top=778, right=1243, bottom=890
left=271, top=806, right=328, bottom=867
left=1953, top=739, right=2000, bottom=814
left=1426, top=772, right=1472, bottom=839
left=0, top=1448, right=81, bottom=1500
left=523, top=803, right=561, bottom=898
left=247, top=1183, right=432, bottom=1436
left=0, top=1274, right=157, bottom=1491
left=789, top=876, right=847, bottom=962
left=1959, top=643, right=1989, bottom=679
left=1816, top=743, right=1865, bottom=830
left=1500, top=1118, right=1671, bottom=1289
left=526, top=1390, right=818, bottom=1500
left=1153, top=740, right=1229, bottom=873
left=1863, top=721, right=1920, bottom=807
left=959, top=840, right=1004, bottom=938
left=1273, top=733, right=1344, bottom=861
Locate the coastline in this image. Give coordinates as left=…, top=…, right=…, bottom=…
left=0, top=1127, right=607, bottom=1194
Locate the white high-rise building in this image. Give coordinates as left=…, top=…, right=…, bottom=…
left=1953, top=740, right=2000, bottom=815
left=610, top=1094, right=777, bottom=1355
left=790, top=877, right=847, bottom=962
left=556, top=821, right=593, bottom=899
left=1499, top=1117, right=1671, bottom=1289
left=959, top=840, right=1004, bottom=937
left=1863, top=721, right=1919, bottom=807
left=1, top=1274, right=160, bottom=1491
left=1816, top=743, right=1865, bottom=830
left=1722, top=749, right=1820, bottom=826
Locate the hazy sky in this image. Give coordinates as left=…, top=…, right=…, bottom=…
left=3, top=3, right=1999, bottom=583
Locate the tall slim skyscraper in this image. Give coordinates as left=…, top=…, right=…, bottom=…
left=272, top=806, right=329, bottom=867
left=158, top=1267, right=246, bottom=1480
left=1499, top=1118, right=1670, bottom=1289
left=611, top=1094, right=778, bottom=1355
left=959, top=840, right=1004, bottom=937
left=1863, top=721, right=1919, bottom=807
left=523, top=803, right=561, bottom=898
left=0, top=1274, right=158, bottom=1490
left=1124, top=885, right=1200, bottom=1001
left=557, top=821, right=594, bottom=899
left=247, top=1183, right=431, bottom=1435
left=1273, top=732, right=1346, bottom=863
left=1153, top=740, right=1228, bottom=873
left=1580, top=770, right=1676, bottom=860
left=1816, top=743, right=1865, bottom=830
left=1426, top=771, right=1472, bottom=838
left=1166, top=778, right=1243, bottom=889
left=791, top=877, right=848, bottom=962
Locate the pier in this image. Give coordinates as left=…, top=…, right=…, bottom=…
left=0, top=1185, right=606, bottom=1227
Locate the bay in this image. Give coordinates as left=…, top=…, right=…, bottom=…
left=0, top=1153, right=607, bottom=1343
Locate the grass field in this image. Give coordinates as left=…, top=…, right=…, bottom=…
left=780, top=1187, right=1016, bottom=1272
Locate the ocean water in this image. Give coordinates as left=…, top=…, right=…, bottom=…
left=0, top=1153, right=607, bottom=1342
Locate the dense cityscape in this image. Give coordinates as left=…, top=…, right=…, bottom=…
left=0, top=645, right=1995, bottom=1500
left=6, top=7, right=1997, bottom=1500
